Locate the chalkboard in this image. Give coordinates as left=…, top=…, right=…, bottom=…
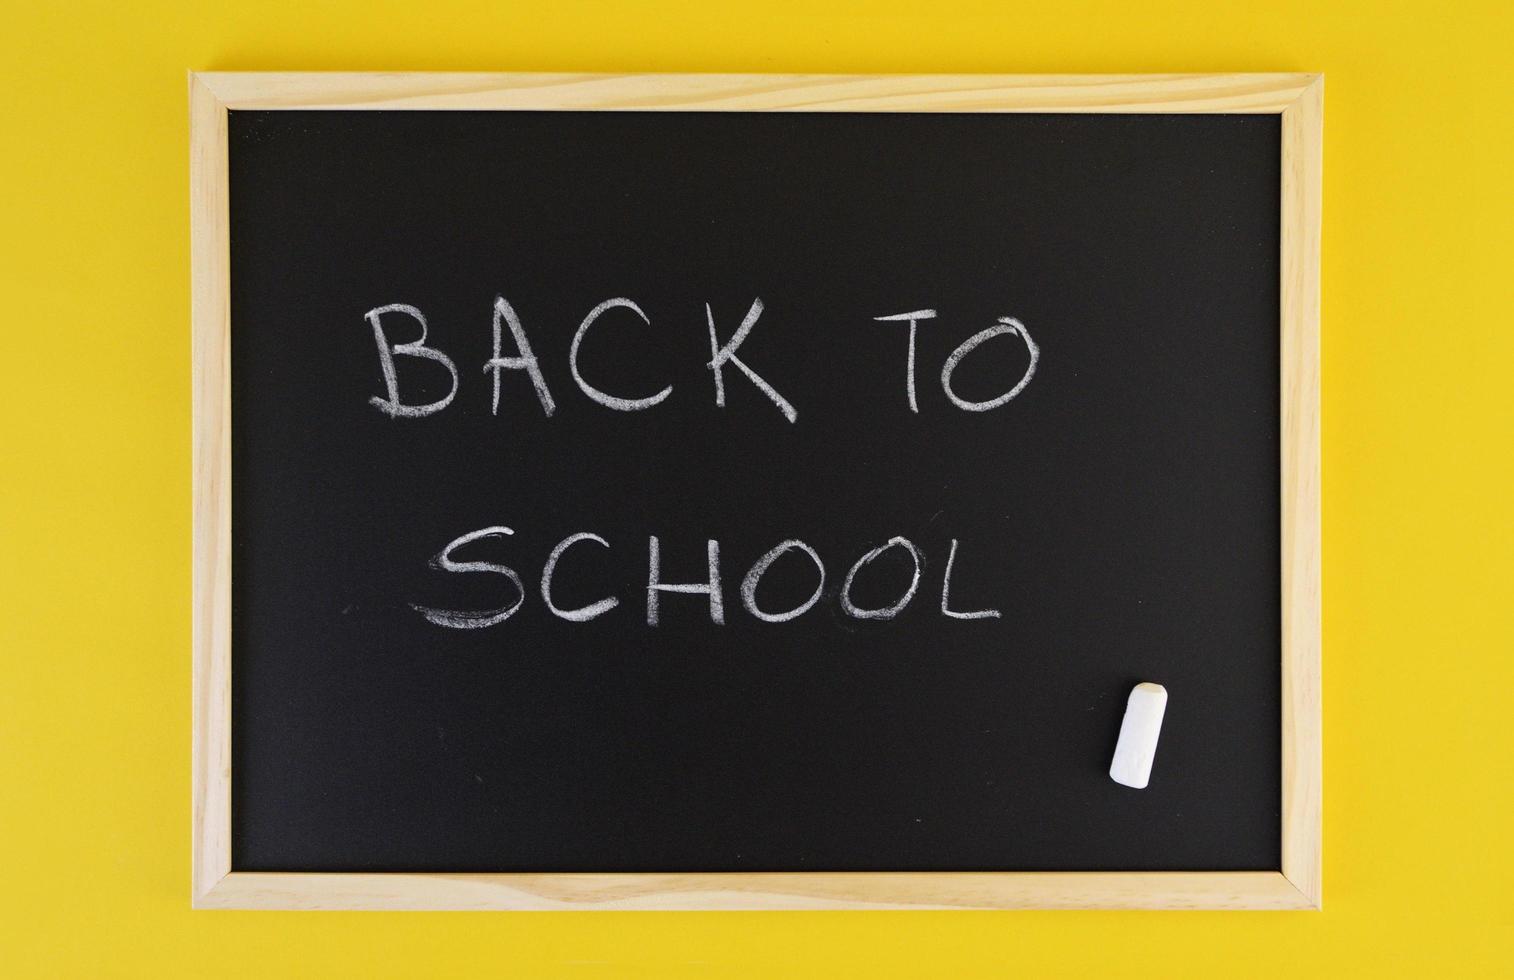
left=225, top=106, right=1284, bottom=877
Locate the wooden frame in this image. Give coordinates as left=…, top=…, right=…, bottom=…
left=191, top=72, right=1322, bottom=910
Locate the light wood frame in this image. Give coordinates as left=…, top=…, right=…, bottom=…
left=191, top=72, right=1322, bottom=910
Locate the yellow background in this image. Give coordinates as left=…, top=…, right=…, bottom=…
left=3, top=1, right=1511, bottom=976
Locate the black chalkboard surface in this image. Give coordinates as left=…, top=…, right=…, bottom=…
left=228, top=110, right=1280, bottom=874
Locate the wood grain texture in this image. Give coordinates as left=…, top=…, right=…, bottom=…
left=193, top=71, right=1316, bottom=113
left=190, top=72, right=233, bottom=901
left=195, top=871, right=1314, bottom=911
left=1280, top=75, right=1325, bottom=910
left=188, top=71, right=1323, bottom=910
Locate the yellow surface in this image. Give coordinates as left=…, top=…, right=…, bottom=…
left=2, top=0, right=1511, bottom=975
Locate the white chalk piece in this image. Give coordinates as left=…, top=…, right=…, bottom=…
left=1109, top=682, right=1168, bottom=789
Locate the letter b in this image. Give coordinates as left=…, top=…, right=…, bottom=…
left=365, top=303, right=459, bottom=417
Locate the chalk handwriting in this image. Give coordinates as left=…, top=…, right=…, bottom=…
left=840, top=536, right=923, bottom=621
left=366, top=294, right=1036, bottom=633
left=872, top=309, right=938, bottom=413
left=365, top=303, right=459, bottom=418
left=940, top=317, right=1040, bottom=412
left=941, top=538, right=1002, bottom=620
left=740, top=539, right=826, bottom=623
left=410, top=526, right=524, bottom=629
left=706, top=298, right=798, bottom=423
left=486, top=295, right=555, bottom=417
left=540, top=532, right=619, bottom=622
left=365, top=297, right=1037, bottom=419
left=412, top=530, right=1001, bottom=630
left=571, top=298, right=674, bottom=411
left=647, top=536, right=724, bottom=626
